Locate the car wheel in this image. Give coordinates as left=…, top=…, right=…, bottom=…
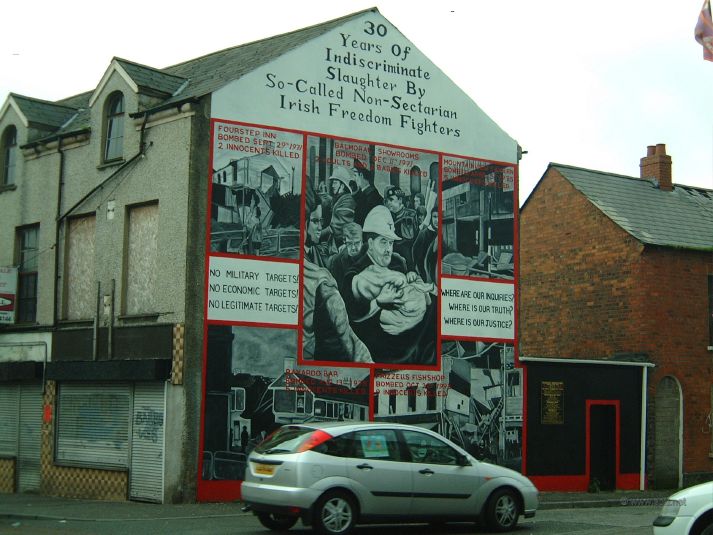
left=313, top=490, right=357, bottom=535
left=255, top=512, right=298, bottom=531
left=485, top=488, right=520, bottom=532
left=701, top=524, right=713, bottom=535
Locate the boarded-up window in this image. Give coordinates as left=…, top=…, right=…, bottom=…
left=65, top=215, right=95, bottom=319
left=125, top=203, right=158, bottom=315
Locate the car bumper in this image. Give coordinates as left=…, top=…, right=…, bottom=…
left=241, top=480, right=320, bottom=510
left=522, top=487, right=539, bottom=518
left=653, top=515, right=692, bottom=534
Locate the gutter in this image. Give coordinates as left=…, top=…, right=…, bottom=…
left=21, top=128, right=91, bottom=152
left=129, top=97, right=199, bottom=119
left=519, top=356, right=655, bottom=367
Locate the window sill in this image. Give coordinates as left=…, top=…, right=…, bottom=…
left=1, top=321, right=40, bottom=331
left=57, top=319, right=95, bottom=328
left=97, top=158, right=125, bottom=170
left=119, top=313, right=160, bottom=323
left=0, top=184, right=17, bottom=193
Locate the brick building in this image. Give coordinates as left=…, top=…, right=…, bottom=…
left=520, top=144, right=713, bottom=490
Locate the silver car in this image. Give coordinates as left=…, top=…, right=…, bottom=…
left=241, top=421, right=538, bottom=534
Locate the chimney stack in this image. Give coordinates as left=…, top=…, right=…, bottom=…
left=640, top=144, right=672, bottom=191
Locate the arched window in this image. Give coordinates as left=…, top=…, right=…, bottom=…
left=309, top=146, right=317, bottom=181
left=410, top=165, right=422, bottom=194
left=2, top=125, right=17, bottom=186
left=103, top=92, right=125, bottom=162
left=389, top=166, right=400, bottom=187
left=429, top=162, right=439, bottom=182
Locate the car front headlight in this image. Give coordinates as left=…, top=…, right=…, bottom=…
left=653, top=499, right=683, bottom=527
left=660, top=501, right=682, bottom=517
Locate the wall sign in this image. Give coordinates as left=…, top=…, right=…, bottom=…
left=541, top=381, right=565, bottom=425
left=0, top=266, right=18, bottom=324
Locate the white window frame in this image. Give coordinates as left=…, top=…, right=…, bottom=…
left=103, top=92, right=125, bottom=162
left=2, top=125, right=17, bottom=186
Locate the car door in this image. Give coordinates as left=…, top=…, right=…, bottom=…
left=344, top=429, right=413, bottom=517
left=401, top=429, right=482, bottom=517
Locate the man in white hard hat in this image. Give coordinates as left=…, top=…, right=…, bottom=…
left=339, top=205, right=436, bottom=365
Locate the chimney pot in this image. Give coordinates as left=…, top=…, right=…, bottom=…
left=640, top=143, right=672, bottom=191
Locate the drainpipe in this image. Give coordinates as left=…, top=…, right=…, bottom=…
left=93, top=281, right=100, bottom=361
left=57, top=112, right=151, bottom=225
left=53, top=138, right=65, bottom=326
left=640, top=367, right=648, bottom=491
left=108, top=279, right=115, bottom=359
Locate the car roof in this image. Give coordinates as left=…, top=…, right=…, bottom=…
left=284, top=421, right=441, bottom=435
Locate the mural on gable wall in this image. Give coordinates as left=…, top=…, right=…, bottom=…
left=200, top=10, right=521, bottom=492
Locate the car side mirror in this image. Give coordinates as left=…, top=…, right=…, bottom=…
left=457, top=453, right=471, bottom=466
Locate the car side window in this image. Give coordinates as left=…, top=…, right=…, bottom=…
left=402, top=430, right=459, bottom=465
left=312, top=435, right=351, bottom=457
left=350, top=429, right=402, bottom=461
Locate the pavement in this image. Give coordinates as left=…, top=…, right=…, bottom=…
left=0, top=489, right=677, bottom=522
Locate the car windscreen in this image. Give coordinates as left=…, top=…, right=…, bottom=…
left=253, top=426, right=316, bottom=454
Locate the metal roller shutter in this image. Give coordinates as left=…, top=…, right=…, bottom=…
left=129, top=382, right=165, bottom=503
left=56, top=383, right=131, bottom=469
left=0, top=385, right=19, bottom=457
left=17, top=384, right=42, bottom=492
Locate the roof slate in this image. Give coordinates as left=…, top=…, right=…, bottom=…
left=8, top=8, right=374, bottom=143
left=11, top=94, right=78, bottom=129
left=159, top=8, right=374, bottom=106
left=115, top=58, right=186, bottom=96
left=552, top=163, right=713, bottom=252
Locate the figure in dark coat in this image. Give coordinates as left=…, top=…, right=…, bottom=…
left=352, top=162, right=383, bottom=226
left=340, top=206, right=436, bottom=366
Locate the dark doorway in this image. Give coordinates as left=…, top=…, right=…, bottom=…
left=654, top=376, right=681, bottom=488
left=456, top=220, right=478, bottom=257
left=589, top=404, right=616, bottom=491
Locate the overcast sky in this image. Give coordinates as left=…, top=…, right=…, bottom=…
left=2, top=0, right=711, bottom=203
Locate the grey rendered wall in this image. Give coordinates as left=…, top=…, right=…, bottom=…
left=57, top=71, right=192, bottom=326
left=0, top=106, right=60, bottom=327
left=166, top=96, right=210, bottom=502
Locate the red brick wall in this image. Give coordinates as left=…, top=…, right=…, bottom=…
left=520, top=168, right=644, bottom=358
left=638, top=247, right=713, bottom=474
left=520, top=167, right=713, bottom=477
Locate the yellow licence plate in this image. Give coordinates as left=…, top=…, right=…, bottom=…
left=254, top=463, right=276, bottom=476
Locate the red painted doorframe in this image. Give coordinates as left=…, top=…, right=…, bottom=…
left=585, top=399, right=620, bottom=489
